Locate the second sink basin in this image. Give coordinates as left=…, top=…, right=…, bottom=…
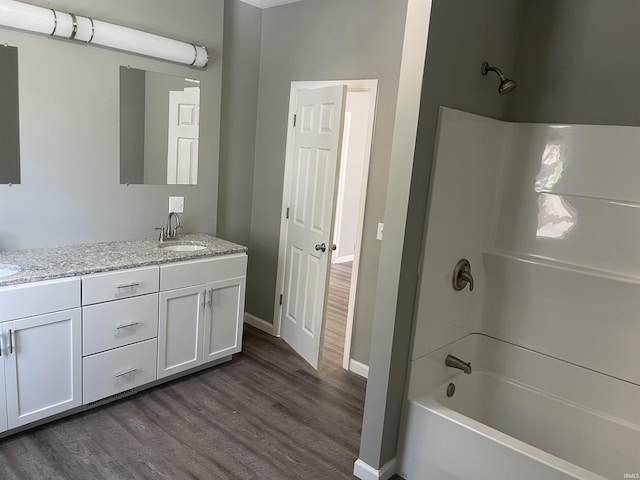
left=0, top=264, right=21, bottom=278
left=159, top=241, right=207, bottom=252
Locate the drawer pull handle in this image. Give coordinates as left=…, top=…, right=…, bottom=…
left=8, top=329, right=13, bottom=355
left=115, top=321, right=139, bottom=330
left=115, top=367, right=138, bottom=378
left=116, top=282, right=140, bottom=290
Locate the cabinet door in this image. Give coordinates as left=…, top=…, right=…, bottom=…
left=158, top=285, right=206, bottom=379
left=203, top=276, right=246, bottom=364
left=0, top=341, right=6, bottom=433
left=3, top=309, right=82, bottom=429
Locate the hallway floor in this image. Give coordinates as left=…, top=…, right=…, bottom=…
left=321, top=261, right=353, bottom=372
left=0, top=324, right=367, bottom=480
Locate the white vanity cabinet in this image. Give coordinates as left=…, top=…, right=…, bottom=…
left=0, top=244, right=247, bottom=436
left=0, top=278, right=82, bottom=430
left=81, top=266, right=160, bottom=405
left=157, top=255, right=247, bottom=379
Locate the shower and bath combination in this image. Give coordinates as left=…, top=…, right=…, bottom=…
left=481, top=61, right=517, bottom=95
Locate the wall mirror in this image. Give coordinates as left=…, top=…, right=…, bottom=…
left=0, top=45, right=20, bottom=185
left=120, top=66, right=201, bottom=185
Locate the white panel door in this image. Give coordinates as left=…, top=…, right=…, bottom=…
left=280, top=85, right=347, bottom=369
left=158, top=285, right=206, bottom=379
left=167, top=87, right=200, bottom=185
left=3, top=309, right=82, bottom=429
left=202, top=276, right=246, bottom=364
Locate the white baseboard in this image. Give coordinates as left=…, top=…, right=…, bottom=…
left=335, top=254, right=354, bottom=264
left=349, top=359, right=369, bottom=379
left=354, top=458, right=396, bottom=480
left=244, top=312, right=277, bottom=336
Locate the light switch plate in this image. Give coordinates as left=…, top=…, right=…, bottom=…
left=169, top=196, right=184, bottom=213
left=376, top=222, right=384, bottom=240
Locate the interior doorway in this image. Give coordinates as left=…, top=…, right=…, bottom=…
left=274, top=80, right=377, bottom=376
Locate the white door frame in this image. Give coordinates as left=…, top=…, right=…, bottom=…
left=273, top=79, right=378, bottom=372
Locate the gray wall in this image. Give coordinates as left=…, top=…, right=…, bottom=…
left=218, top=0, right=262, bottom=246
left=359, top=0, right=526, bottom=468
left=246, top=0, right=408, bottom=368
left=507, top=0, right=640, bottom=126
left=0, top=0, right=223, bottom=250
left=0, top=46, right=20, bottom=185
left=119, top=67, right=145, bottom=185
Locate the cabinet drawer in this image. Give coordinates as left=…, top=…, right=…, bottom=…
left=82, top=293, right=159, bottom=356
left=160, top=254, right=247, bottom=291
left=82, top=266, right=159, bottom=305
left=0, top=277, right=80, bottom=322
left=83, top=338, right=157, bottom=404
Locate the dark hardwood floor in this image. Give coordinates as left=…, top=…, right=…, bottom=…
left=0, top=322, right=367, bottom=479
left=321, top=261, right=352, bottom=373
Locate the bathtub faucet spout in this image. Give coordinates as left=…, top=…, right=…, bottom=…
left=445, top=355, right=472, bottom=374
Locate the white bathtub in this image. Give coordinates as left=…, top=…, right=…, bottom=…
left=397, top=334, right=640, bottom=480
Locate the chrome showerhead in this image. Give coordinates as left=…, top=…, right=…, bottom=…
left=481, top=61, right=517, bottom=95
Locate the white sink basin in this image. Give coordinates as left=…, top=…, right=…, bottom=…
left=159, top=242, right=207, bottom=252
left=0, top=264, right=21, bottom=278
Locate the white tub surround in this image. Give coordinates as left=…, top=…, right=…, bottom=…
left=410, top=107, right=640, bottom=384
left=401, top=108, right=640, bottom=479
left=411, top=109, right=508, bottom=359
left=0, top=235, right=247, bottom=438
left=399, top=335, right=640, bottom=480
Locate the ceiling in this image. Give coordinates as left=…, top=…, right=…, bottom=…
left=239, top=0, right=306, bottom=9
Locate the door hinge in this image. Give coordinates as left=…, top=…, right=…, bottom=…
left=293, top=114, right=297, bottom=127
left=286, top=207, right=290, bottom=219
left=279, top=294, right=283, bottom=305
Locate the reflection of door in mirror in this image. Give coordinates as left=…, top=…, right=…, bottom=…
left=120, top=66, right=201, bottom=185
left=0, top=45, right=20, bottom=185
left=167, top=87, right=200, bottom=185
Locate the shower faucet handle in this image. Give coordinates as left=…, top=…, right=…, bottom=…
left=459, top=270, right=474, bottom=291
left=453, top=259, right=474, bottom=292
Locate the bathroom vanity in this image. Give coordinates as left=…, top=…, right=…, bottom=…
left=0, top=234, right=247, bottom=437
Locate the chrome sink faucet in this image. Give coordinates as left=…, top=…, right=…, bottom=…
left=155, top=212, right=183, bottom=242
left=167, top=212, right=182, bottom=238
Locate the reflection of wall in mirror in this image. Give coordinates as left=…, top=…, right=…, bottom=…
left=119, top=67, right=145, bottom=184
left=0, top=46, right=20, bottom=185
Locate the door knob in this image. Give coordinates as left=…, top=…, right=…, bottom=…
left=315, top=243, right=327, bottom=252
left=331, top=244, right=337, bottom=251
left=452, top=258, right=474, bottom=291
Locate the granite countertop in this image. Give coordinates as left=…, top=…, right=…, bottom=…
left=0, top=234, right=247, bottom=287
